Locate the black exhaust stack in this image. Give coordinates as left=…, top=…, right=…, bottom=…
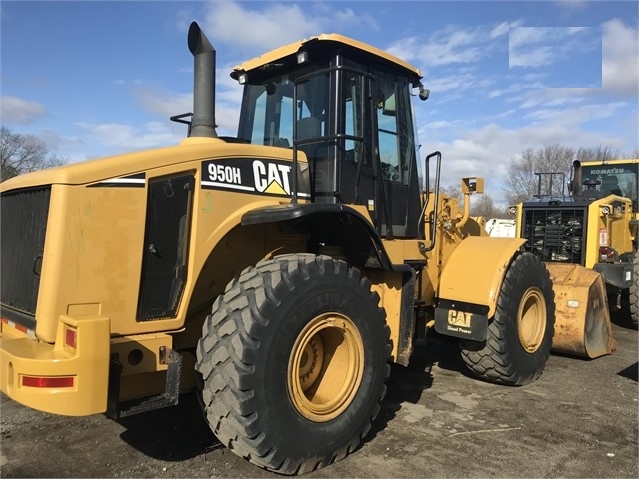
left=572, top=160, right=582, bottom=197
left=187, top=22, right=217, bottom=138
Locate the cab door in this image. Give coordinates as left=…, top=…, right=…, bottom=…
left=371, top=74, right=421, bottom=239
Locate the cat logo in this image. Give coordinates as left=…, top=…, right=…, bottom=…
left=448, top=309, right=472, bottom=328
left=253, top=160, right=291, bottom=195
left=201, top=158, right=310, bottom=198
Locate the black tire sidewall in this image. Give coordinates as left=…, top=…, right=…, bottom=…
left=493, top=252, right=555, bottom=382
left=245, top=260, right=388, bottom=459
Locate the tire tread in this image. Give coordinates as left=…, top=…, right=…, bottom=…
left=460, top=252, right=555, bottom=386
left=195, top=253, right=389, bottom=474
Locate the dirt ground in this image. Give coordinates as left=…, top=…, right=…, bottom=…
left=1, top=315, right=637, bottom=478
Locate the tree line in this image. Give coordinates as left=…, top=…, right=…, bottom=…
left=443, top=144, right=639, bottom=219
left=0, top=126, right=65, bottom=182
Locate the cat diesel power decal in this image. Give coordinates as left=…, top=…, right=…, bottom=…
left=201, top=158, right=310, bottom=198
left=433, top=299, right=489, bottom=341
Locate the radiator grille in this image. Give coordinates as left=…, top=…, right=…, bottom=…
left=1, top=186, right=51, bottom=315
left=521, top=206, right=587, bottom=264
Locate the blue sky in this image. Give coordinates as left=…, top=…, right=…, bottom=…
left=1, top=0, right=637, bottom=204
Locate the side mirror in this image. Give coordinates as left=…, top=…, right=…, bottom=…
left=462, top=177, right=484, bottom=194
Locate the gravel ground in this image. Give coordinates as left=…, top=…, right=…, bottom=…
left=1, top=315, right=637, bottom=478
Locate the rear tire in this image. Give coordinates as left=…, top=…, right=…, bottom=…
left=195, top=254, right=390, bottom=474
left=630, top=252, right=638, bottom=328
left=459, top=252, right=555, bottom=386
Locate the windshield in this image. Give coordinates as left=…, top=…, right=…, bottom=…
left=237, top=68, right=328, bottom=148
left=581, top=164, right=638, bottom=207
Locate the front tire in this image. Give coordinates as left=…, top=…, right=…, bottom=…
left=195, top=254, right=390, bottom=474
left=459, top=252, right=555, bottom=386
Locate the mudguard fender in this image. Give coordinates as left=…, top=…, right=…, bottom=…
left=434, top=237, right=525, bottom=340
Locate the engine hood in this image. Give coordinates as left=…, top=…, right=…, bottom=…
left=0, top=137, right=291, bottom=192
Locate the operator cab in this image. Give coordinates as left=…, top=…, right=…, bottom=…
left=232, top=34, right=429, bottom=239
left=579, top=162, right=639, bottom=211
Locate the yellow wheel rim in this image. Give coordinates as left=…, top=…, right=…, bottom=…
left=518, top=287, right=547, bottom=353
left=288, top=312, right=364, bottom=422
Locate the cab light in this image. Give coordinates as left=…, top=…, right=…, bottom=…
left=22, top=376, right=75, bottom=388
left=297, top=51, right=308, bottom=64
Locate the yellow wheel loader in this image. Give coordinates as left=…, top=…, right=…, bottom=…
left=514, top=159, right=638, bottom=333
left=0, top=23, right=611, bottom=475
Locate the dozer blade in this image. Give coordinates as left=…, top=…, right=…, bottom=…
left=546, top=263, right=617, bottom=358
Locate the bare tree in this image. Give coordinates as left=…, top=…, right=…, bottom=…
left=503, top=144, right=621, bottom=205
left=1, top=127, right=65, bottom=182
left=440, top=183, right=462, bottom=202
left=471, top=193, right=498, bottom=219
left=575, top=145, right=620, bottom=163
left=503, top=145, right=574, bottom=205
left=440, top=183, right=502, bottom=219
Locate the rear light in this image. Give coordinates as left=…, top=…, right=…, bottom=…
left=22, top=376, right=75, bottom=388
left=600, top=246, right=619, bottom=262
left=65, top=327, right=77, bottom=349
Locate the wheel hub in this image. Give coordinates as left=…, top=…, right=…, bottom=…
left=518, top=287, right=547, bottom=353
left=288, top=312, right=364, bottom=422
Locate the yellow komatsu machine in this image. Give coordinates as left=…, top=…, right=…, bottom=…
left=514, top=159, right=638, bottom=334
left=0, top=23, right=615, bottom=475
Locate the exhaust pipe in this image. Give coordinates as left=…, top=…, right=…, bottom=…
left=572, top=160, right=582, bottom=197
left=187, top=22, right=217, bottom=138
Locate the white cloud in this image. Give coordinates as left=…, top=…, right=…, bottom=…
left=135, top=88, right=192, bottom=120
left=203, top=1, right=318, bottom=51
left=76, top=121, right=183, bottom=151
left=420, top=121, right=623, bottom=204
left=513, top=88, right=590, bottom=109
left=522, top=101, right=626, bottom=124
left=388, top=20, right=523, bottom=68
left=485, top=109, right=517, bottom=121
left=423, top=120, right=457, bottom=129
left=509, top=26, right=599, bottom=68
left=602, top=19, right=639, bottom=96
left=1, top=96, right=47, bottom=124
left=489, top=21, right=513, bottom=39
left=131, top=64, right=244, bottom=136
left=426, top=72, right=494, bottom=94
left=200, top=0, right=378, bottom=54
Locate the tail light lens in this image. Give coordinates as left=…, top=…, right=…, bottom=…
left=22, top=376, right=75, bottom=388
left=600, top=246, right=618, bottom=262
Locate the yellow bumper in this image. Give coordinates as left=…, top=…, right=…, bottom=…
left=0, top=314, right=110, bottom=416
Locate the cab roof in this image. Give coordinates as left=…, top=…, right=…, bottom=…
left=231, top=33, right=422, bottom=82
left=581, top=158, right=639, bottom=166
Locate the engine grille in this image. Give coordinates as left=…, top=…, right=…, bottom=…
left=137, top=175, right=194, bottom=320
left=521, top=205, right=588, bottom=264
left=1, top=186, right=51, bottom=316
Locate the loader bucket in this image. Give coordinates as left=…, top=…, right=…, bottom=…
left=546, top=263, right=617, bottom=358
